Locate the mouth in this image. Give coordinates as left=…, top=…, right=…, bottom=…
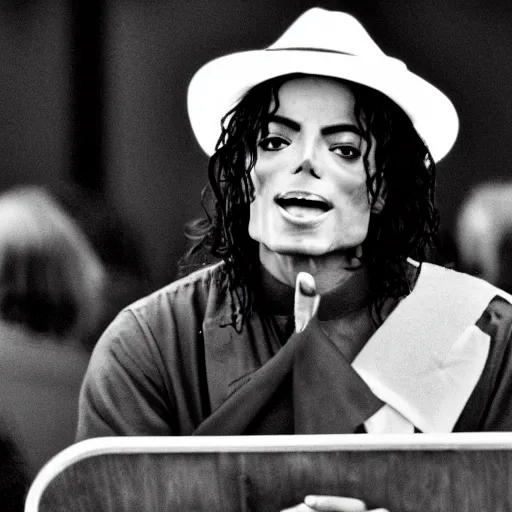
left=275, top=192, right=332, bottom=222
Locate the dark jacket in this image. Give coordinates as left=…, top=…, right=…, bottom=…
left=76, top=261, right=512, bottom=439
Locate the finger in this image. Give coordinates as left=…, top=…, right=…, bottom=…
left=298, top=271, right=316, bottom=296
left=294, top=272, right=320, bottom=332
left=304, top=495, right=367, bottom=511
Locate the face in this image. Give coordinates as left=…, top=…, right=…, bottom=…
left=248, top=75, right=379, bottom=256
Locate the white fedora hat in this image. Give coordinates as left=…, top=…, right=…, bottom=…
left=187, top=7, right=459, bottom=162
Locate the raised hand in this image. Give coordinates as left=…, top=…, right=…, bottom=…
left=294, top=272, right=321, bottom=333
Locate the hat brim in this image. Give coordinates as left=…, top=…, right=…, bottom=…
left=187, top=49, right=459, bottom=162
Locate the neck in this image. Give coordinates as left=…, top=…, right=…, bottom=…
left=259, top=244, right=363, bottom=295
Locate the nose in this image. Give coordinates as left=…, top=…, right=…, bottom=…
left=293, top=158, right=321, bottom=179
left=292, top=138, right=321, bottom=179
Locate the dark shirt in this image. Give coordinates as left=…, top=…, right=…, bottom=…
left=76, top=261, right=512, bottom=439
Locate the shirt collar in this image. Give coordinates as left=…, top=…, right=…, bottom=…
left=259, top=264, right=371, bottom=320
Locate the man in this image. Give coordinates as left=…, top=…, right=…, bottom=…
left=77, top=7, right=512, bottom=511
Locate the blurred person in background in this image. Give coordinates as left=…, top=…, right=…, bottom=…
left=0, top=185, right=105, bottom=478
left=77, top=8, right=512, bottom=511
left=456, top=182, right=512, bottom=293
left=54, top=182, right=150, bottom=350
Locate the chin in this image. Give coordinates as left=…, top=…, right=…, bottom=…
left=253, top=227, right=367, bottom=257
left=263, top=240, right=335, bottom=257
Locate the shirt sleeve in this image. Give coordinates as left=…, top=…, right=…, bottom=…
left=477, top=300, right=512, bottom=431
left=76, top=309, right=175, bottom=440
left=455, top=295, right=512, bottom=431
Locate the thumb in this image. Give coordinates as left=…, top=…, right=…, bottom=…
left=294, top=272, right=320, bottom=333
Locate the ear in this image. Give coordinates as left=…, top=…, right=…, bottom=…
left=371, top=194, right=386, bottom=214
left=370, top=185, right=387, bottom=214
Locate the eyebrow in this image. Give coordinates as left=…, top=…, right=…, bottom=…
left=268, top=115, right=362, bottom=137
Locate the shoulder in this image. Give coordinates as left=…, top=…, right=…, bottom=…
left=126, top=261, right=229, bottom=324
left=90, top=262, right=230, bottom=367
left=396, top=260, right=512, bottom=343
left=414, top=261, right=512, bottom=305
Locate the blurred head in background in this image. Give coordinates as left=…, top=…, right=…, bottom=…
left=0, top=185, right=105, bottom=341
left=456, top=182, right=512, bottom=292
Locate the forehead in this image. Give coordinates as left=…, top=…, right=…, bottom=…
left=272, top=76, right=357, bottom=123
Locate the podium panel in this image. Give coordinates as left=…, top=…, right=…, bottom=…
left=25, top=434, right=512, bottom=511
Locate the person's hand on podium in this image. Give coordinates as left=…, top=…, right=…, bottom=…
left=287, top=278, right=389, bottom=512
left=281, top=495, right=389, bottom=511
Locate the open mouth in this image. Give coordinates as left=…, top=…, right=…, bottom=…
left=275, top=193, right=332, bottom=219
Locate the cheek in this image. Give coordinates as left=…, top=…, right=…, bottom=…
left=250, top=164, right=278, bottom=198
left=353, top=181, right=371, bottom=207
left=248, top=169, right=268, bottom=228
left=249, top=168, right=262, bottom=195
left=335, top=171, right=370, bottom=209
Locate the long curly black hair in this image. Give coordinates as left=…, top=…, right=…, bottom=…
left=180, top=73, right=439, bottom=329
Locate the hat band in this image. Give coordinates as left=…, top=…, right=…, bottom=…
left=266, top=47, right=354, bottom=56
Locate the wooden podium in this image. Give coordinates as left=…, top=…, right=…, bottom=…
left=25, top=433, right=512, bottom=511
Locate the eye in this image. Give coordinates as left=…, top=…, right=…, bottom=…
left=258, top=136, right=289, bottom=152
left=331, top=145, right=361, bottom=160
